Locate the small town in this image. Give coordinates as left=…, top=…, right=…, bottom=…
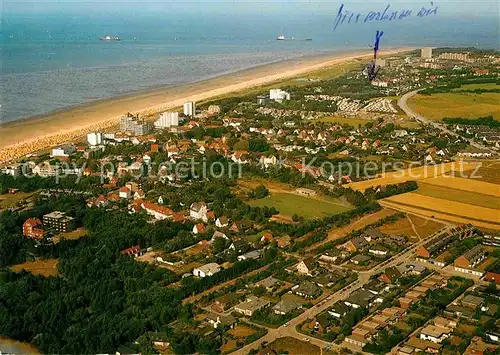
left=0, top=47, right=499, bottom=355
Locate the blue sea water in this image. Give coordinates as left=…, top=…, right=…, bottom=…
left=0, top=2, right=498, bottom=123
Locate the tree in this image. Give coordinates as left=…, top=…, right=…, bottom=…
left=253, top=185, right=269, bottom=199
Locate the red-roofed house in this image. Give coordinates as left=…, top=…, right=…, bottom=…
left=484, top=272, right=500, bottom=285
left=260, top=232, right=274, bottom=244
left=193, top=223, right=207, bottom=235
left=119, top=186, right=132, bottom=199
left=121, top=245, right=142, bottom=257
left=23, top=218, right=45, bottom=240
left=142, top=201, right=174, bottom=220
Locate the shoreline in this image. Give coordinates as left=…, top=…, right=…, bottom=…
left=0, top=47, right=412, bottom=163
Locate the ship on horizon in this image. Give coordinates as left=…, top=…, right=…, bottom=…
left=99, top=35, right=120, bottom=41
left=276, top=34, right=286, bottom=40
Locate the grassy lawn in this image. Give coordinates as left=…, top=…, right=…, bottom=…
left=408, top=91, right=500, bottom=121
left=247, top=192, right=352, bottom=219
left=10, top=258, right=59, bottom=277
left=415, top=181, right=500, bottom=210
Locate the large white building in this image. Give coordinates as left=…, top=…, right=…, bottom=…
left=154, top=112, right=179, bottom=128
left=51, top=145, right=76, bottom=158
left=183, top=101, right=196, bottom=116
left=269, top=89, right=290, bottom=103
left=421, top=47, right=433, bottom=59
left=87, top=132, right=104, bottom=146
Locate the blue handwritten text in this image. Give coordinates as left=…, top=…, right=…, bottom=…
left=334, top=2, right=438, bottom=31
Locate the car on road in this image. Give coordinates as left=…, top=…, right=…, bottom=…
left=284, top=322, right=290, bottom=327
left=302, top=337, right=310, bottom=342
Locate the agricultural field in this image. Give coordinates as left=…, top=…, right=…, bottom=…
left=377, top=213, right=445, bottom=241
left=381, top=193, right=500, bottom=230
left=415, top=181, right=500, bottom=210
left=346, top=162, right=478, bottom=191
left=407, top=87, right=500, bottom=121
left=10, top=258, right=59, bottom=277
left=247, top=192, right=352, bottom=219
left=450, top=161, right=500, bottom=185
left=257, top=337, right=321, bottom=355
left=419, top=175, right=500, bottom=198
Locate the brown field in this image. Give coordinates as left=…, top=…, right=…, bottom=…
left=228, top=325, right=256, bottom=338
left=10, top=258, right=59, bottom=277
left=409, top=215, right=447, bottom=237
left=420, top=175, right=500, bottom=198
left=257, top=337, right=320, bottom=355
left=415, top=182, right=500, bottom=210
left=378, top=215, right=417, bottom=238
left=0, top=192, right=35, bottom=209
left=346, top=162, right=479, bottom=191
left=0, top=337, right=40, bottom=354
left=52, top=227, right=87, bottom=243
left=378, top=214, right=444, bottom=240
left=384, top=193, right=499, bottom=223
left=308, top=208, right=396, bottom=251
left=380, top=198, right=500, bottom=231
left=220, top=339, right=237, bottom=353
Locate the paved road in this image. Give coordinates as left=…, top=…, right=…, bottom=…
left=398, top=90, right=491, bottom=151
left=232, top=226, right=452, bottom=355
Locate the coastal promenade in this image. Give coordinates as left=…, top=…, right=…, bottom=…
left=0, top=48, right=411, bottom=164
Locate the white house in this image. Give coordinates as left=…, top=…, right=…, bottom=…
left=216, top=216, right=229, bottom=228
left=259, top=155, right=278, bottom=168
left=419, top=325, right=452, bottom=344
left=190, top=202, right=208, bottom=220
left=51, top=145, right=76, bottom=158
left=193, top=263, right=221, bottom=278
left=119, top=186, right=132, bottom=199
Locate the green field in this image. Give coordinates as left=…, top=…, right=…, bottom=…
left=247, top=192, right=352, bottom=219
left=452, top=83, right=500, bottom=91
left=408, top=84, right=500, bottom=121
left=415, top=182, right=500, bottom=210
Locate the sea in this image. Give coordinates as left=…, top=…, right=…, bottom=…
left=0, top=2, right=498, bottom=123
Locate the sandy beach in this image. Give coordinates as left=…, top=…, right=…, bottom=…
left=0, top=47, right=411, bottom=163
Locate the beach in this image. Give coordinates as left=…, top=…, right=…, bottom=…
left=0, top=47, right=411, bottom=163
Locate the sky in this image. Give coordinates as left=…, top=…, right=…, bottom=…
left=3, top=0, right=499, bottom=17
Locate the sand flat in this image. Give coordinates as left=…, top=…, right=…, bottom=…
left=0, top=48, right=411, bottom=163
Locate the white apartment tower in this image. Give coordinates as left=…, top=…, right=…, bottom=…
left=87, top=132, right=103, bottom=146
left=154, top=112, right=179, bottom=128
left=421, top=47, right=433, bottom=59
left=183, top=101, right=196, bottom=117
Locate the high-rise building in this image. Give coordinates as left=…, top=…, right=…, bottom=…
left=87, top=132, right=103, bottom=146
left=154, top=112, right=179, bottom=128
left=120, top=115, right=153, bottom=135
left=421, top=47, right=433, bottom=59
left=183, top=101, right=196, bottom=117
